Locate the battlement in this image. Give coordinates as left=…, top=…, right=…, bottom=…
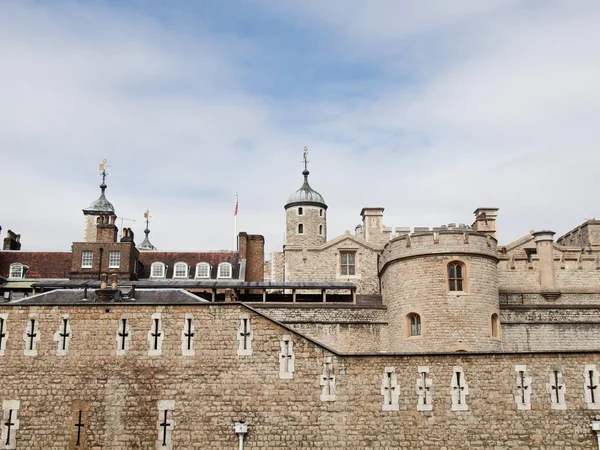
left=380, top=229, right=498, bottom=272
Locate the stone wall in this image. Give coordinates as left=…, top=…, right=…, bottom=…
left=285, top=205, right=326, bottom=247
left=0, top=302, right=598, bottom=448
left=284, top=235, right=380, bottom=294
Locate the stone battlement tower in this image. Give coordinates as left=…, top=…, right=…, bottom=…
left=379, top=229, right=500, bottom=353
left=284, top=149, right=327, bottom=247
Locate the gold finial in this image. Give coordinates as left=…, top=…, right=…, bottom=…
left=99, top=158, right=107, bottom=171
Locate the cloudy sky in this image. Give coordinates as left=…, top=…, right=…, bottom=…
left=2, top=1, right=599, bottom=256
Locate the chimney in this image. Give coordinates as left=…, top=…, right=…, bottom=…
left=121, top=227, right=135, bottom=243
left=532, top=231, right=558, bottom=294
left=96, top=215, right=118, bottom=242
left=472, top=208, right=499, bottom=240
left=3, top=230, right=21, bottom=250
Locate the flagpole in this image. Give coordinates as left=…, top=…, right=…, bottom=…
left=234, top=193, right=238, bottom=251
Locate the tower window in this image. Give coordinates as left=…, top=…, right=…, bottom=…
left=298, top=224, right=304, bottom=234
left=81, top=251, right=93, bottom=268
left=319, top=225, right=323, bottom=235
left=448, top=262, right=465, bottom=291
left=195, top=263, right=210, bottom=279
left=151, top=262, right=166, bottom=278
left=340, top=251, right=356, bottom=276
left=408, top=313, right=421, bottom=336
left=108, top=251, right=121, bottom=268
left=218, top=262, right=232, bottom=278
left=173, top=262, right=188, bottom=278
left=298, top=207, right=303, bottom=215
left=319, top=209, right=323, bottom=217
left=491, top=313, right=500, bottom=338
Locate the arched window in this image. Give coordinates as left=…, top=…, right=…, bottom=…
left=298, top=224, right=304, bottom=234
left=195, top=263, right=211, bottom=279
left=319, top=209, right=323, bottom=217
left=173, top=262, right=189, bottom=278
left=319, top=225, right=323, bottom=235
left=448, top=262, right=465, bottom=291
left=9, top=263, right=25, bottom=279
left=491, top=313, right=500, bottom=338
left=218, top=262, right=232, bottom=279
left=150, top=262, right=166, bottom=278
left=298, top=207, right=303, bottom=215
left=408, top=313, right=421, bottom=336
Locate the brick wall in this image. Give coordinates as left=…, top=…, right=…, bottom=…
left=70, top=242, right=138, bottom=280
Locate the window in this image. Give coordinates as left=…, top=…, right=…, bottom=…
left=491, top=313, right=500, bottom=338
left=448, top=262, right=464, bottom=291
left=298, top=207, right=303, bottom=215
left=81, top=251, right=93, bottom=268
left=9, top=263, right=25, bottom=279
left=173, top=262, right=188, bottom=278
left=298, top=223, right=304, bottom=234
left=218, top=262, right=232, bottom=278
left=319, top=225, right=323, bottom=235
left=408, top=313, right=421, bottom=336
left=340, top=251, right=356, bottom=276
left=319, top=209, right=323, bottom=217
left=195, top=263, right=210, bottom=279
left=108, top=251, right=121, bottom=268
left=151, top=262, right=166, bottom=278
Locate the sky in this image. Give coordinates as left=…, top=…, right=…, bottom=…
left=1, top=0, right=600, bottom=256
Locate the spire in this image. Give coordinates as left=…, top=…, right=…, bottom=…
left=137, top=209, right=157, bottom=251
left=83, top=159, right=115, bottom=216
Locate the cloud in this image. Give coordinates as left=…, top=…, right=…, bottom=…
left=1, top=1, right=599, bottom=258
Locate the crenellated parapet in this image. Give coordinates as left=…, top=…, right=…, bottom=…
left=380, top=230, right=498, bottom=274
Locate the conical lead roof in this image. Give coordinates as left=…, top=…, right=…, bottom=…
left=285, top=169, right=327, bottom=209
left=83, top=182, right=115, bottom=215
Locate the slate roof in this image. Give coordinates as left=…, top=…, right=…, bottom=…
left=10, top=288, right=207, bottom=305
left=31, top=280, right=357, bottom=290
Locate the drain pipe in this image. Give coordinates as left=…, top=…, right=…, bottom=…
left=234, top=421, right=248, bottom=450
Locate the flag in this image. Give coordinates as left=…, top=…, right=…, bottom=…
left=234, top=193, right=238, bottom=216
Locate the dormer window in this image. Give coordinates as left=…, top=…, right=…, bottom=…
left=173, top=262, right=189, bottom=278
left=9, top=263, right=26, bottom=279
left=195, top=263, right=211, bottom=279
left=151, top=262, right=166, bottom=278
left=218, top=262, right=232, bottom=279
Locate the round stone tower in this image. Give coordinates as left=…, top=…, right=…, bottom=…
left=379, top=229, right=500, bottom=352
left=284, top=168, right=327, bottom=246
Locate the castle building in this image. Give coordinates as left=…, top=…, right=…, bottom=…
left=0, top=160, right=599, bottom=448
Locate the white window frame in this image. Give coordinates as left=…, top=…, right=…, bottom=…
left=195, top=263, right=211, bottom=279
left=173, top=262, right=188, bottom=279
left=150, top=262, right=166, bottom=278
left=81, top=251, right=93, bottom=268
left=9, top=263, right=24, bottom=279
left=108, top=251, right=121, bottom=269
left=218, top=262, right=232, bottom=279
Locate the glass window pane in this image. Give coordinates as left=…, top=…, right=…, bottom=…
left=348, top=254, right=355, bottom=264
left=456, top=265, right=462, bottom=278
left=457, top=280, right=463, bottom=291
left=448, top=265, right=455, bottom=278
left=349, top=266, right=355, bottom=276
left=341, top=254, right=347, bottom=264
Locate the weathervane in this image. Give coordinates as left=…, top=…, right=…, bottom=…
left=303, top=146, right=309, bottom=171
left=98, top=159, right=110, bottom=184
left=144, top=209, right=152, bottom=229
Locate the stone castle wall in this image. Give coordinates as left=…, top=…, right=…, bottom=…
left=284, top=237, right=380, bottom=294
left=0, top=302, right=598, bottom=448
left=380, top=231, right=500, bottom=352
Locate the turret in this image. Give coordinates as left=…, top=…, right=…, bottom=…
left=82, top=160, right=117, bottom=243
left=284, top=148, right=327, bottom=247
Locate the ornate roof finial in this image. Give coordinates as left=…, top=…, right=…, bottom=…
left=138, top=209, right=156, bottom=251
left=302, top=146, right=310, bottom=177
left=98, top=158, right=109, bottom=188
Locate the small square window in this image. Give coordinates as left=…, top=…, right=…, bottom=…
left=340, top=252, right=356, bottom=276
left=81, top=251, right=93, bottom=268
left=108, top=251, right=121, bottom=268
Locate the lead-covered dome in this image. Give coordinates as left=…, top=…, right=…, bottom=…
left=83, top=183, right=115, bottom=215
left=285, top=169, right=327, bottom=209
